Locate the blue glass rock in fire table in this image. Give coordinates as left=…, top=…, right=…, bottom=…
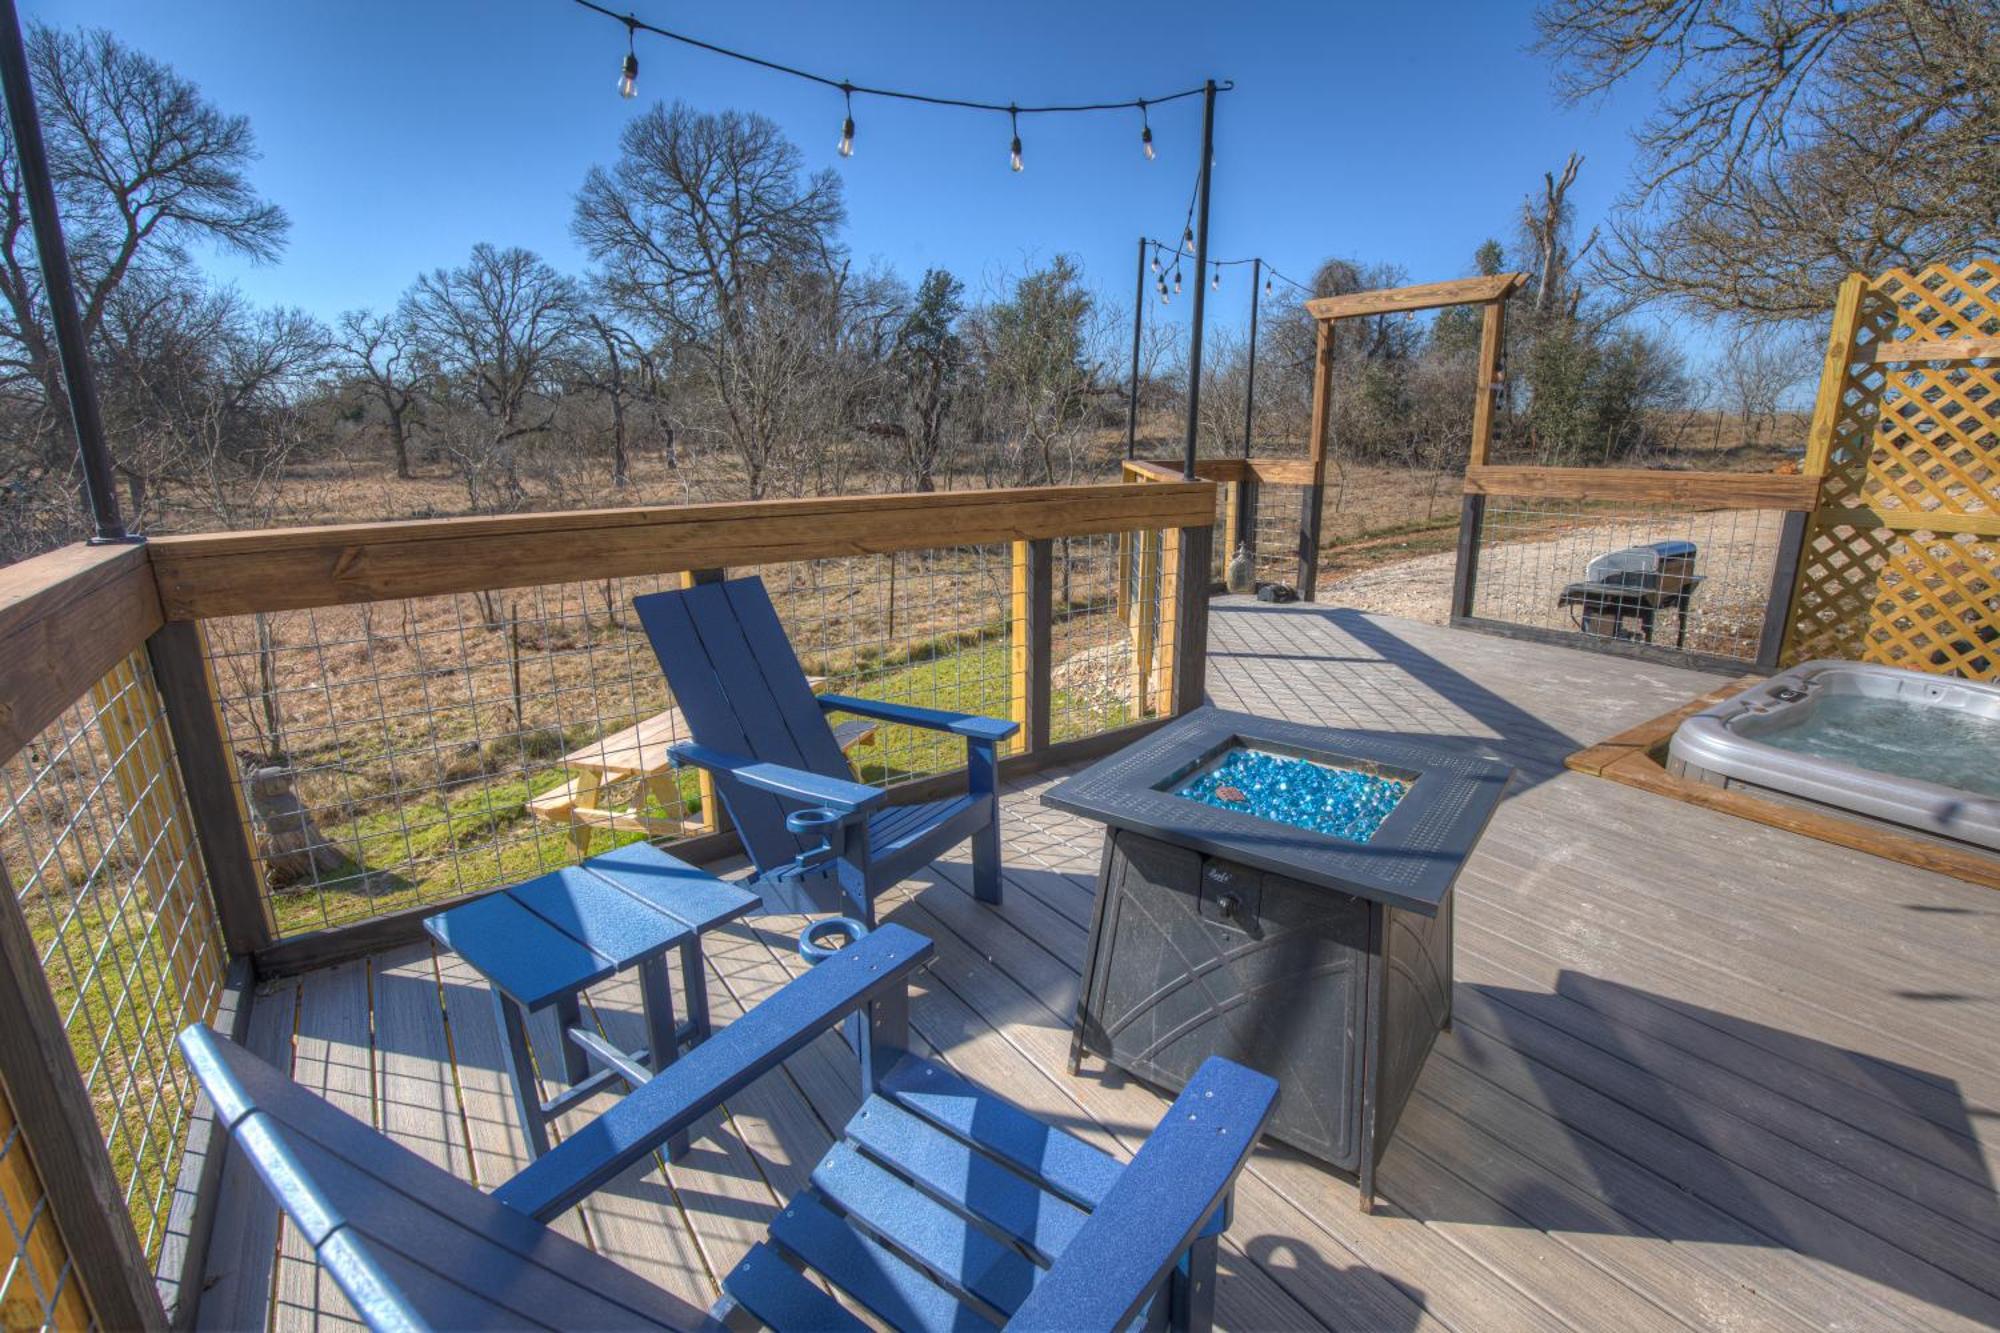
left=1173, top=746, right=1409, bottom=843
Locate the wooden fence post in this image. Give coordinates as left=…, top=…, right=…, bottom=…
left=1154, top=531, right=1181, bottom=716
left=145, top=621, right=272, bottom=959
left=0, top=863, right=167, bottom=1332
left=1451, top=299, right=1507, bottom=623
left=1300, top=321, right=1335, bottom=600
left=1173, top=524, right=1214, bottom=714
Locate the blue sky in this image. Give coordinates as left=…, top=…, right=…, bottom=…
left=29, top=1, right=1670, bottom=346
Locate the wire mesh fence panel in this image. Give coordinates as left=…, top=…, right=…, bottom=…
left=1252, top=483, right=1305, bottom=589
left=199, top=573, right=702, bottom=939
left=0, top=1063, right=95, bottom=1331
left=1051, top=531, right=1169, bottom=741
left=195, top=539, right=1167, bottom=941
left=0, top=651, right=229, bottom=1278
left=1469, top=499, right=1788, bottom=662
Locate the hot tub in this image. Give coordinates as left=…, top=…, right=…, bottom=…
left=1667, top=661, right=2000, bottom=852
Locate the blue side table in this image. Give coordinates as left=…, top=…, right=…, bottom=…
left=424, top=842, right=759, bottom=1159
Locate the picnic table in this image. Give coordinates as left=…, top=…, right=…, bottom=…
left=531, top=687, right=879, bottom=852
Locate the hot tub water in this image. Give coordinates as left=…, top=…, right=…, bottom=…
left=1758, top=695, right=2000, bottom=799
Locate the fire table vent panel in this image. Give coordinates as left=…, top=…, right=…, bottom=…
left=1085, top=831, right=1370, bottom=1168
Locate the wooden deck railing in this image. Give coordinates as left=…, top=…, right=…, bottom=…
left=0, top=479, right=1218, bottom=1328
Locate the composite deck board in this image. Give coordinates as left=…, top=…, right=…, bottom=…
left=273, top=962, right=370, bottom=1333
left=196, top=975, right=296, bottom=1333
left=218, top=604, right=1999, bottom=1333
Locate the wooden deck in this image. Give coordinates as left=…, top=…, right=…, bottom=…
left=207, top=599, right=2000, bottom=1332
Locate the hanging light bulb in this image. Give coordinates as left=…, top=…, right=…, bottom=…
left=1158, top=280, right=1170, bottom=305
left=617, top=19, right=639, bottom=99
left=1008, top=106, right=1023, bottom=172
left=1212, top=268, right=1221, bottom=291
left=1182, top=225, right=1195, bottom=254
left=1172, top=269, right=1182, bottom=294
left=837, top=85, right=855, bottom=157
left=1265, top=275, right=1273, bottom=295
left=1138, top=101, right=1155, bottom=161
left=1150, top=253, right=1161, bottom=275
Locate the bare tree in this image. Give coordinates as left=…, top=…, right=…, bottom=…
left=336, top=309, right=428, bottom=478
left=574, top=304, right=664, bottom=490
left=400, top=244, right=580, bottom=509
left=1717, top=333, right=1817, bottom=448
left=0, top=24, right=286, bottom=448
left=573, top=103, right=846, bottom=498
left=1536, top=0, right=2000, bottom=322
left=886, top=268, right=965, bottom=492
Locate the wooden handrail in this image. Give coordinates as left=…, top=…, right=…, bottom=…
left=1122, top=458, right=1250, bottom=484
left=1463, top=465, right=1821, bottom=512
left=148, top=481, right=1217, bottom=620
left=1869, top=334, right=2000, bottom=363
left=0, top=542, right=161, bottom=764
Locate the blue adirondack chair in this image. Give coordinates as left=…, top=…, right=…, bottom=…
left=633, top=577, right=1020, bottom=925
left=179, top=923, right=1279, bottom=1332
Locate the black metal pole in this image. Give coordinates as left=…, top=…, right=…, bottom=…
left=1242, top=257, right=1260, bottom=458
left=1180, top=79, right=1216, bottom=481
left=1127, top=236, right=1146, bottom=460
left=0, top=0, right=127, bottom=543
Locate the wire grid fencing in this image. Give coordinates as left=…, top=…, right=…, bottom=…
left=196, top=538, right=1170, bottom=941
left=1053, top=531, right=1170, bottom=740
left=1251, top=483, right=1307, bottom=589
left=0, top=650, right=229, bottom=1300
left=1469, top=499, right=1789, bottom=662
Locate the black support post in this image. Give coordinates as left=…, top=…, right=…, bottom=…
left=0, top=0, right=129, bottom=544
left=1242, top=258, right=1261, bottom=458
left=1127, top=237, right=1146, bottom=460
left=1181, top=79, right=1217, bottom=481
left=1449, top=495, right=1485, bottom=622
left=1023, top=538, right=1053, bottom=751
left=1173, top=525, right=1214, bottom=714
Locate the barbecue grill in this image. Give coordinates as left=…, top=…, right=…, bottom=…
left=1557, top=539, right=1704, bottom=646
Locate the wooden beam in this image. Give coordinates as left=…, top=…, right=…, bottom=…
left=1246, top=458, right=1316, bottom=486
left=1841, top=506, right=2000, bottom=538
left=1467, top=301, right=1506, bottom=468
left=1299, top=321, right=1335, bottom=599
left=1463, top=465, right=1821, bottom=511
left=0, top=863, right=167, bottom=1331
left=1802, top=273, right=1869, bottom=479
left=0, top=542, right=161, bottom=765
left=1869, top=334, right=2000, bottom=363
left=1306, top=272, right=1526, bottom=322
left=1124, top=457, right=1248, bottom=484
left=147, top=483, right=1219, bottom=620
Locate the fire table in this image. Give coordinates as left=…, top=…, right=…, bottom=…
left=1044, top=706, right=1510, bottom=1208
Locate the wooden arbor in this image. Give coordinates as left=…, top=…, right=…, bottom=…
left=1302, top=273, right=1525, bottom=601
left=1782, top=260, right=2000, bottom=680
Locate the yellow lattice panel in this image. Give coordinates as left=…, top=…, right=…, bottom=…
left=1784, top=260, right=2000, bottom=679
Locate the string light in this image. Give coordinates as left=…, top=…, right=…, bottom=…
left=1211, top=268, right=1221, bottom=290
left=1182, top=225, right=1195, bottom=254
left=1150, top=254, right=1161, bottom=275
left=617, top=18, right=639, bottom=98
left=573, top=1, right=1230, bottom=176
left=1172, top=268, right=1182, bottom=294
left=1265, top=275, right=1273, bottom=295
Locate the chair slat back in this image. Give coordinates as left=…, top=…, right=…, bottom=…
left=634, top=578, right=851, bottom=872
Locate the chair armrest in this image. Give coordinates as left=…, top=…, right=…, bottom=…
left=668, top=741, right=886, bottom=815
left=1007, top=1057, right=1278, bottom=1332
left=494, top=924, right=934, bottom=1223
left=816, top=694, right=1020, bottom=743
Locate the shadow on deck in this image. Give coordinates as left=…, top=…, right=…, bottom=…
left=205, top=602, right=2000, bottom=1333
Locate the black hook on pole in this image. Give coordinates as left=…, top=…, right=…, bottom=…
left=0, top=0, right=132, bottom=544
